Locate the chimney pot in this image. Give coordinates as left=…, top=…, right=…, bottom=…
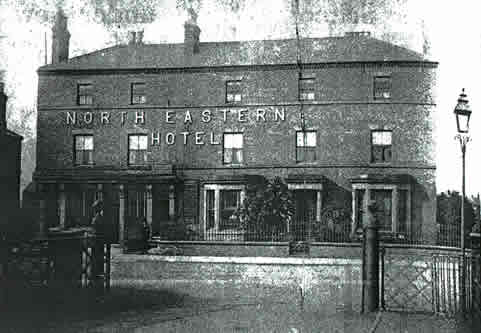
left=345, top=31, right=371, bottom=38
left=128, top=31, right=136, bottom=45
left=136, top=30, right=144, bottom=44
left=184, top=21, right=201, bottom=57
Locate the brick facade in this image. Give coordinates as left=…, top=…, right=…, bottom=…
left=33, top=17, right=438, bottom=246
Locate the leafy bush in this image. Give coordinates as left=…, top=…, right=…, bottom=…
left=235, top=177, right=294, bottom=241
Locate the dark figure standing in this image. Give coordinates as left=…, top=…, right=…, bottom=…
left=141, top=218, right=150, bottom=254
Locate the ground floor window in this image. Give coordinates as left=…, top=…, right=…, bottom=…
left=203, top=184, right=245, bottom=240
left=352, top=183, right=411, bottom=236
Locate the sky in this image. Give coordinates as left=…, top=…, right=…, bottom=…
left=0, top=0, right=480, bottom=196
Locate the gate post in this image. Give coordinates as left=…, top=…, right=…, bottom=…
left=363, top=200, right=380, bottom=312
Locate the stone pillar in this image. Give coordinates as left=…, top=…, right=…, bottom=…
left=168, top=185, right=175, bottom=221
left=58, top=183, right=66, bottom=229
left=363, top=198, right=380, bottom=313
left=214, top=189, right=220, bottom=230
left=146, top=184, right=153, bottom=232
left=118, top=185, right=126, bottom=250
left=96, top=184, right=103, bottom=202
left=392, top=187, right=399, bottom=232
left=316, top=190, right=322, bottom=222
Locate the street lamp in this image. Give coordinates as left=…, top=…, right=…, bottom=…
left=454, top=88, right=472, bottom=314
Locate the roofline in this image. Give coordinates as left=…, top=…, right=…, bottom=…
left=1, top=129, right=23, bottom=139
left=38, top=60, right=438, bottom=75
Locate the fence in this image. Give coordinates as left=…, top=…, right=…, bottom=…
left=379, top=245, right=481, bottom=317
left=1, top=233, right=110, bottom=296
left=152, top=218, right=471, bottom=248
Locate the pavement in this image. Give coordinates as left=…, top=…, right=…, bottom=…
left=0, top=280, right=476, bottom=332
left=0, top=249, right=477, bottom=332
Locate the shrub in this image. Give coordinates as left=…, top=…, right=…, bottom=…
left=235, top=177, right=294, bottom=241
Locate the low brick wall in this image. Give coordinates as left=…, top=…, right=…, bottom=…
left=310, top=243, right=362, bottom=258
left=111, top=254, right=363, bottom=311
left=149, top=241, right=290, bottom=257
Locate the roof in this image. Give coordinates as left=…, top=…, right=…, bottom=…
left=38, top=35, right=432, bottom=72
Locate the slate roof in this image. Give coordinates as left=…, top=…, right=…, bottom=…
left=38, top=34, right=430, bottom=72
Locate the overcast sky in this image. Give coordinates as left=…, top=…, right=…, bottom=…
left=0, top=0, right=480, bottom=196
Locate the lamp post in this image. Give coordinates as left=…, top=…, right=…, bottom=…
left=454, top=88, right=472, bottom=314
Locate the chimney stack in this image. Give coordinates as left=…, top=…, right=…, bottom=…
left=0, top=80, right=7, bottom=132
left=127, top=30, right=144, bottom=45
left=184, top=8, right=201, bottom=58
left=51, top=8, right=70, bottom=64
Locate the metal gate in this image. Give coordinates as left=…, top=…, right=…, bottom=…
left=2, top=235, right=110, bottom=292
left=380, top=246, right=473, bottom=315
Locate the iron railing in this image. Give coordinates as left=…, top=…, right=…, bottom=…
left=151, top=219, right=471, bottom=248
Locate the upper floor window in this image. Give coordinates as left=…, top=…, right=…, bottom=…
left=223, top=133, right=243, bottom=164
left=77, top=83, right=93, bottom=105
left=371, top=130, right=392, bottom=163
left=373, top=76, right=391, bottom=100
left=299, top=75, right=315, bottom=101
left=74, top=135, right=94, bottom=165
left=296, top=131, right=317, bottom=163
left=226, top=80, right=242, bottom=103
left=131, top=82, right=146, bottom=105
left=128, top=134, right=148, bottom=165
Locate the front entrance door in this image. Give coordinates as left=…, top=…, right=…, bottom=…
left=291, top=190, right=317, bottom=254
left=125, top=185, right=147, bottom=250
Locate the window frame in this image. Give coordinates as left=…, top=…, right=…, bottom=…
left=77, top=83, right=93, bottom=105
left=223, top=132, right=244, bottom=165
left=296, top=130, right=317, bottom=163
left=131, top=82, right=147, bottom=105
left=298, top=75, right=315, bottom=101
left=128, top=134, right=149, bottom=166
left=371, top=130, right=393, bottom=164
left=203, top=184, right=246, bottom=237
left=351, top=183, right=411, bottom=237
left=73, top=134, right=94, bottom=166
left=225, top=80, right=243, bottom=104
left=373, top=75, right=392, bottom=100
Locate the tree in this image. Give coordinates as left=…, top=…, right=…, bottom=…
left=436, top=191, right=475, bottom=246
left=235, top=177, right=294, bottom=241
